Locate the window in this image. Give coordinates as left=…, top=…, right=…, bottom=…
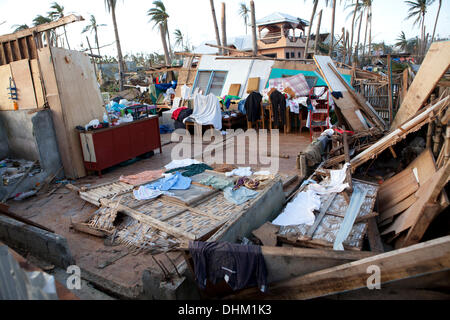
left=298, top=52, right=302, bottom=58
left=193, top=70, right=228, bottom=96
left=285, top=52, right=290, bottom=59
left=290, top=52, right=295, bottom=58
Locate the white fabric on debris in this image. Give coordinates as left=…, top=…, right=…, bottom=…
left=187, top=93, right=223, bottom=130
left=308, top=163, right=350, bottom=194
left=272, top=164, right=351, bottom=227
left=164, top=159, right=201, bottom=170
left=253, top=171, right=271, bottom=176
left=181, top=84, right=191, bottom=100
left=272, top=190, right=320, bottom=226
left=225, top=167, right=253, bottom=177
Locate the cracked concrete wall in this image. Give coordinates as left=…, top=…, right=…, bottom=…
left=0, top=116, right=8, bottom=159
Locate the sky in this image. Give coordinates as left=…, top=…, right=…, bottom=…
left=0, top=0, right=448, bottom=57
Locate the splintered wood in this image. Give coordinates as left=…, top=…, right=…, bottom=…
left=278, top=180, right=379, bottom=251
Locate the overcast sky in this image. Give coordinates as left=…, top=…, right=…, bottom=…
left=0, top=0, right=448, bottom=57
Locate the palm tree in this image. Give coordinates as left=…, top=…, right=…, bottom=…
left=362, top=0, right=372, bottom=59
left=12, top=24, right=30, bottom=32
left=431, top=0, right=441, bottom=42
left=48, top=2, right=70, bottom=49
left=174, top=29, right=184, bottom=50
left=396, top=31, right=409, bottom=51
left=148, top=0, right=171, bottom=65
left=405, top=0, right=434, bottom=56
left=238, top=2, right=250, bottom=35
left=33, top=15, right=54, bottom=46
left=104, top=0, right=126, bottom=91
left=329, top=0, right=337, bottom=56
left=354, top=5, right=364, bottom=63
left=149, top=1, right=173, bottom=59
left=303, top=0, right=319, bottom=59
left=82, top=15, right=107, bottom=57
left=209, top=0, right=222, bottom=54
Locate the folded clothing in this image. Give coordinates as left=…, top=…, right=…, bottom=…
left=200, top=176, right=234, bottom=190
left=119, top=170, right=163, bottom=186
left=225, top=167, right=253, bottom=177
left=133, top=187, right=174, bottom=201
left=165, top=159, right=201, bottom=171
left=172, top=107, right=188, bottom=120
left=166, top=163, right=213, bottom=177
left=148, top=172, right=192, bottom=191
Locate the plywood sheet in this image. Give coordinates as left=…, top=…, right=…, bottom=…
left=378, top=168, right=419, bottom=212
left=0, top=64, right=13, bottom=110
left=10, top=59, right=37, bottom=110
left=39, top=47, right=104, bottom=178
left=406, top=148, right=437, bottom=186
left=392, top=41, right=450, bottom=129
left=228, top=83, right=241, bottom=96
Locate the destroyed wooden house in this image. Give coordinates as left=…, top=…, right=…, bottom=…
left=0, top=16, right=449, bottom=300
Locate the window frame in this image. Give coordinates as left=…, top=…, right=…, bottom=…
left=193, top=70, right=228, bottom=96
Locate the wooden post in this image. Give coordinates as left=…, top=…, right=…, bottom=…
left=250, top=1, right=258, bottom=57
left=86, top=36, right=98, bottom=80
left=387, top=54, right=393, bottom=125
left=314, top=10, right=323, bottom=55
left=209, top=0, right=222, bottom=55
left=221, top=2, right=227, bottom=55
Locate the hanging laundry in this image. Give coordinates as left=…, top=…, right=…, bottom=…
left=270, top=90, right=287, bottom=128
left=189, top=241, right=268, bottom=293
left=244, top=92, right=262, bottom=122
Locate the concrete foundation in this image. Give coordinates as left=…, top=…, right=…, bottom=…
left=0, top=215, right=75, bottom=268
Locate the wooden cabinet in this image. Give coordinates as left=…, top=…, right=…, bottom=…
left=79, top=116, right=162, bottom=175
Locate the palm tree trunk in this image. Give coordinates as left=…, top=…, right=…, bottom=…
left=363, top=7, right=369, bottom=59
left=368, top=8, right=372, bottom=61
left=94, top=27, right=101, bottom=56
left=354, top=10, right=363, bottom=64
left=165, top=21, right=173, bottom=60
left=111, top=5, right=125, bottom=91
left=209, top=0, right=222, bottom=54
left=304, top=0, right=318, bottom=59
left=314, top=10, right=323, bottom=54
left=431, top=0, right=442, bottom=42
left=221, top=2, right=228, bottom=55
left=328, top=0, right=336, bottom=56
left=348, top=0, right=359, bottom=64
left=160, top=24, right=170, bottom=66
left=250, top=0, right=258, bottom=56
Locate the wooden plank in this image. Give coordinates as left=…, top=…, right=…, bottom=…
left=0, top=15, right=84, bottom=43
left=367, top=217, right=384, bottom=253
left=304, top=193, right=338, bottom=240
left=379, top=194, right=417, bottom=222
left=229, top=236, right=450, bottom=300
left=30, top=59, right=45, bottom=107
left=406, top=148, right=437, bottom=186
left=392, top=41, right=450, bottom=129
left=0, top=43, right=6, bottom=65
left=9, top=59, right=38, bottom=109
left=378, top=169, right=419, bottom=212
left=381, top=161, right=450, bottom=237
left=0, top=64, right=13, bottom=110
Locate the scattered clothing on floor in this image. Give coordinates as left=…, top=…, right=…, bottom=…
left=224, top=186, right=258, bottom=205
left=331, top=91, right=343, bottom=99
left=244, top=92, right=262, bottom=122
left=166, top=163, right=213, bottom=177
left=253, top=171, right=271, bottom=176
left=148, top=172, right=192, bottom=191
left=212, top=164, right=237, bottom=173
left=159, top=125, right=174, bottom=134
left=225, top=167, right=253, bottom=177
left=119, top=170, right=164, bottom=186
left=189, top=241, right=267, bottom=292
left=200, top=176, right=234, bottom=190
left=164, top=159, right=201, bottom=171
left=133, top=186, right=174, bottom=201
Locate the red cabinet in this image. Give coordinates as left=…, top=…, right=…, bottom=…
left=79, top=116, right=162, bottom=175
